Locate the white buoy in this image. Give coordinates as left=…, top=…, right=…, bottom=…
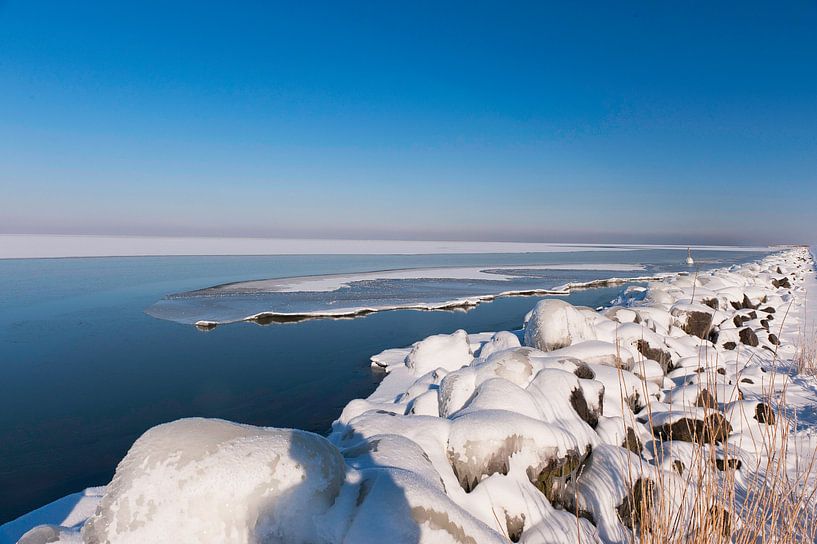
left=686, top=247, right=695, bottom=265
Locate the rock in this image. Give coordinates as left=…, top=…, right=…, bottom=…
left=684, top=311, right=714, bottom=338
left=17, top=525, right=68, bottom=544
left=446, top=410, right=592, bottom=494
left=671, top=305, right=716, bottom=340
left=754, top=403, right=775, bottom=424
left=723, top=341, right=737, bottom=350
left=548, top=340, right=635, bottom=369
left=531, top=449, right=588, bottom=506
left=438, top=368, right=478, bottom=417
left=780, top=277, right=791, bottom=288
left=573, top=362, right=595, bottom=380
left=617, top=478, right=656, bottom=530
left=523, top=299, right=596, bottom=351
left=695, top=389, right=718, bottom=409
left=195, top=320, right=218, bottom=331
left=772, top=277, right=791, bottom=289
left=635, top=339, right=673, bottom=373
left=708, top=505, right=732, bottom=538
left=82, top=418, right=346, bottom=544
left=505, top=512, right=525, bottom=542
left=715, top=458, right=742, bottom=471
left=477, top=331, right=522, bottom=359
left=738, top=327, right=759, bottom=347
left=621, top=427, right=642, bottom=453
left=768, top=333, right=780, bottom=346
left=406, top=329, right=473, bottom=375
left=654, top=414, right=732, bottom=444
left=570, top=387, right=600, bottom=429
left=478, top=347, right=537, bottom=388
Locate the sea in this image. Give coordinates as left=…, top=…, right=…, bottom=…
left=0, top=247, right=769, bottom=522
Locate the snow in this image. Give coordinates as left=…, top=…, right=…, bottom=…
left=231, top=264, right=647, bottom=294
left=0, top=489, right=104, bottom=544
left=405, top=329, right=474, bottom=375
left=523, top=298, right=598, bottom=351
left=5, top=246, right=817, bottom=544
left=0, top=235, right=772, bottom=259
left=81, top=418, right=347, bottom=544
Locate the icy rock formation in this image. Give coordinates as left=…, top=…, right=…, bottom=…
left=82, top=419, right=346, bottom=544
left=406, top=329, right=474, bottom=375
left=523, top=299, right=597, bottom=351
left=477, top=330, right=522, bottom=359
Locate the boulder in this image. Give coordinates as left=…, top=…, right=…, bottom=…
left=654, top=414, right=733, bottom=444
left=738, top=327, right=759, bottom=347
left=82, top=418, right=346, bottom=544
left=406, top=329, right=473, bottom=375
left=523, top=299, right=596, bottom=351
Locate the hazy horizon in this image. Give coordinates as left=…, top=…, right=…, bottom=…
left=0, top=230, right=804, bottom=247
left=1, top=2, right=815, bottom=244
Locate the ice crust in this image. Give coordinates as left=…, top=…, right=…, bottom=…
left=7, top=247, right=817, bottom=544
left=0, top=235, right=773, bottom=259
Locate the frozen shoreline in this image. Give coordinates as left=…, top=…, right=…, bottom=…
left=0, top=234, right=773, bottom=259
left=179, top=272, right=673, bottom=328
left=3, top=247, right=816, bottom=544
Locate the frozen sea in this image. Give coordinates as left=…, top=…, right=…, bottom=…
left=0, top=247, right=769, bottom=523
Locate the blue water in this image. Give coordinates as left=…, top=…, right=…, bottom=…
left=0, top=249, right=768, bottom=523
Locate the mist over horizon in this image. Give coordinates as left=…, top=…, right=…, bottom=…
left=0, top=230, right=800, bottom=248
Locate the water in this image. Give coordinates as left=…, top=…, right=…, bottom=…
left=0, top=248, right=768, bottom=522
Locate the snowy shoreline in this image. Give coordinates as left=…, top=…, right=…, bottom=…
left=3, top=247, right=816, bottom=543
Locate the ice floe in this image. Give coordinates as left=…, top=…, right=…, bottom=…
left=146, top=250, right=772, bottom=326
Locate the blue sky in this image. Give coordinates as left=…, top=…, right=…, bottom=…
left=0, top=1, right=815, bottom=244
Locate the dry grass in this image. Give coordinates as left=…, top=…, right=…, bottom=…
left=796, top=285, right=817, bottom=375
left=611, top=337, right=817, bottom=544
left=795, top=331, right=817, bottom=376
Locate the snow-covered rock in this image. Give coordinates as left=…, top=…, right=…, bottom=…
left=523, top=299, right=597, bottom=351
left=82, top=418, right=345, bottom=544
left=406, top=329, right=473, bottom=375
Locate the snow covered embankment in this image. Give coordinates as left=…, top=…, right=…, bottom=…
left=8, top=248, right=817, bottom=544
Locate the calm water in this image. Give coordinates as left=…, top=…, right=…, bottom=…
left=0, top=249, right=767, bottom=522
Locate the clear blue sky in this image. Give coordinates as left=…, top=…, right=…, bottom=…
left=1, top=1, right=815, bottom=244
